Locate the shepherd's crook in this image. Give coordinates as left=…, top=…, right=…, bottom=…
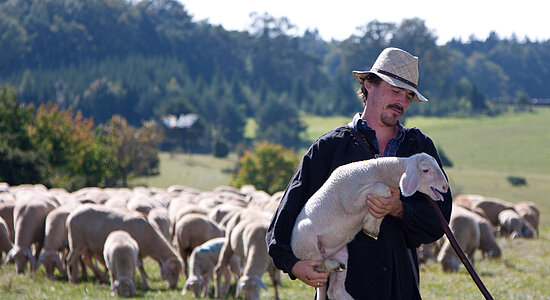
left=425, top=195, right=494, bottom=300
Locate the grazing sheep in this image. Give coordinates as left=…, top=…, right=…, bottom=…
left=173, top=213, right=225, bottom=278
left=36, top=204, right=106, bottom=281
left=291, top=153, right=448, bottom=300
left=474, top=213, right=502, bottom=259
left=182, top=237, right=241, bottom=298
left=454, top=194, right=514, bottom=227
left=437, top=205, right=480, bottom=272
left=214, top=215, right=279, bottom=300
left=147, top=207, right=171, bottom=240
left=103, top=230, right=139, bottom=297
left=0, top=217, right=13, bottom=261
left=0, top=201, right=15, bottom=242
left=498, top=209, right=534, bottom=238
left=66, top=204, right=183, bottom=289
left=4, top=194, right=57, bottom=273
left=514, top=201, right=539, bottom=237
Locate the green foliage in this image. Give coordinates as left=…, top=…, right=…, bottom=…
left=98, top=115, right=163, bottom=187
left=0, top=86, right=45, bottom=184
left=28, top=102, right=107, bottom=190
left=232, top=142, right=300, bottom=194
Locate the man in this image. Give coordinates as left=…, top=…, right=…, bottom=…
left=266, top=47, right=452, bottom=299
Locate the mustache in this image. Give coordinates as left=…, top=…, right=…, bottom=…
left=387, top=104, right=404, bottom=114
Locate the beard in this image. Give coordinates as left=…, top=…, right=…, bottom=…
left=380, top=104, right=403, bottom=126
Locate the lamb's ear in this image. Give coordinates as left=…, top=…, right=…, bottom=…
left=400, top=161, right=420, bottom=197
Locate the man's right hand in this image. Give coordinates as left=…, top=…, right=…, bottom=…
left=291, top=260, right=329, bottom=288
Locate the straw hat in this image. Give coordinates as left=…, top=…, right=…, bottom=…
left=352, top=47, right=428, bottom=102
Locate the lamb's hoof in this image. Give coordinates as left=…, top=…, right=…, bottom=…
left=362, top=228, right=379, bottom=240
left=315, top=259, right=346, bottom=273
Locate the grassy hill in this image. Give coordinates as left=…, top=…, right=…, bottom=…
left=8, top=107, right=544, bottom=299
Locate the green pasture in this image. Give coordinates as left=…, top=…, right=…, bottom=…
left=3, top=107, right=549, bottom=299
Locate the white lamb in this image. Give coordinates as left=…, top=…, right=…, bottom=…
left=291, top=152, right=449, bottom=300
left=103, top=230, right=139, bottom=297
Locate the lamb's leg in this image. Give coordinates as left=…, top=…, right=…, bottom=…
left=362, top=214, right=384, bottom=239
left=326, top=247, right=353, bottom=300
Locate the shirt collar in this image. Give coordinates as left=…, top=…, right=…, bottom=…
left=351, top=113, right=405, bottom=140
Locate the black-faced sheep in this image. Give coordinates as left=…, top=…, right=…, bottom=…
left=103, top=230, right=139, bottom=297
left=291, top=153, right=448, bottom=300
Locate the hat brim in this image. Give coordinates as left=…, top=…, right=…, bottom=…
left=353, top=70, right=428, bottom=102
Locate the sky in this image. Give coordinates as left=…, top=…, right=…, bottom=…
left=179, top=0, right=549, bottom=45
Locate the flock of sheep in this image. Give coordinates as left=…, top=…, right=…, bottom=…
left=418, top=194, right=540, bottom=272
left=0, top=182, right=283, bottom=299
left=0, top=181, right=541, bottom=299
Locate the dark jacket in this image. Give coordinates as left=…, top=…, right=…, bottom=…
left=266, top=123, right=452, bottom=299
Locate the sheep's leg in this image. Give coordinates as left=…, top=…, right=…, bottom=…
left=66, top=248, right=81, bottom=284
left=137, top=258, right=150, bottom=290
left=214, top=239, right=233, bottom=299
left=326, top=247, right=353, bottom=300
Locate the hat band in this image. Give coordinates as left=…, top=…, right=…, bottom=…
left=375, top=69, right=417, bottom=89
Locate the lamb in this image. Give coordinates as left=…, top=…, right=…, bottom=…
left=437, top=205, right=480, bottom=272
left=497, top=209, right=534, bottom=238
left=291, top=153, right=448, bottom=300
left=0, top=201, right=15, bottom=242
left=173, top=213, right=225, bottom=278
left=4, top=193, right=57, bottom=273
left=0, top=217, right=13, bottom=261
left=514, top=201, right=539, bottom=237
left=66, top=204, right=183, bottom=289
left=103, top=230, right=139, bottom=297
left=182, top=237, right=241, bottom=298
left=214, top=213, right=280, bottom=300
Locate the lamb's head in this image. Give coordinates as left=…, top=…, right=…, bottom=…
left=400, top=153, right=448, bottom=201
left=161, top=256, right=183, bottom=289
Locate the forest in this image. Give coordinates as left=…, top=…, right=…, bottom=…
left=1, top=0, right=550, bottom=189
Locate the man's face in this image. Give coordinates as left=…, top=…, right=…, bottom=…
left=366, top=80, right=414, bottom=127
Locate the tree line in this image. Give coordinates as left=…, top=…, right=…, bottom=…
left=1, top=0, right=549, bottom=187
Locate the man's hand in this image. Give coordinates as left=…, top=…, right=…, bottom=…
left=367, top=186, right=403, bottom=218
left=291, top=260, right=329, bottom=288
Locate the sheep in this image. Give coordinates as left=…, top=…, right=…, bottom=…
left=0, top=201, right=15, bottom=242
left=36, top=204, right=106, bottom=281
left=474, top=213, right=502, bottom=259
left=214, top=213, right=280, bottom=300
left=290, top=153, right=449, bottom=300
left=103, top=230, right=139, bottom=297
left=173, top=213, right=225, bottom=278
left=514, top=201, right=539, bottom=237
left=498, top=209, right=535, bottom=238
left=147, top=207, right=171, bottom=240
left=182, top=237, right=241, bottom=298
left=437, top=205, right=480, bottom=272
left=66, top=204, right=183, bottom=289
left=4, top=193, right=57, bottom=274
left=0, top=217, right=13, bottom=261
left=454, top=194, right=514, bottom=227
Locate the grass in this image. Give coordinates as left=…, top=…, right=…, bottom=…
left=3, top=107, right=549, bottom=299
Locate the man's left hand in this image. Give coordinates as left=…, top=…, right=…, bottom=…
left=367, top=186, right=404, bottom=219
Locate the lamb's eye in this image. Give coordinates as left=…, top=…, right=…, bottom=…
left=422, top=169, right=429, bottom=173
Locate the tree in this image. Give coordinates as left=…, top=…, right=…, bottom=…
left=0, top=86, right=45, bottom=185
left=255, top=93, right=307, bottom=149
left=232, top=142, right=299, bottom=194
left=28, top=102, right=107, bottom=190
left=98, top=115, right=162, bottom=187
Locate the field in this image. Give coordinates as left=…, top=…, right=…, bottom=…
left=2, top=107, right=550, bottom=299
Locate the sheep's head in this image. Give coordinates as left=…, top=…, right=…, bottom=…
left=183, top=277, right=206, bottom=298
left=235, top=274, right=267, bottom=300
left=4, top=246, right=35, bottom=274
left=400, top=153, right=448, bottom=201
left=113, top=278, right=136, bottom=297
left=161, top=256, right=183, bottom=289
